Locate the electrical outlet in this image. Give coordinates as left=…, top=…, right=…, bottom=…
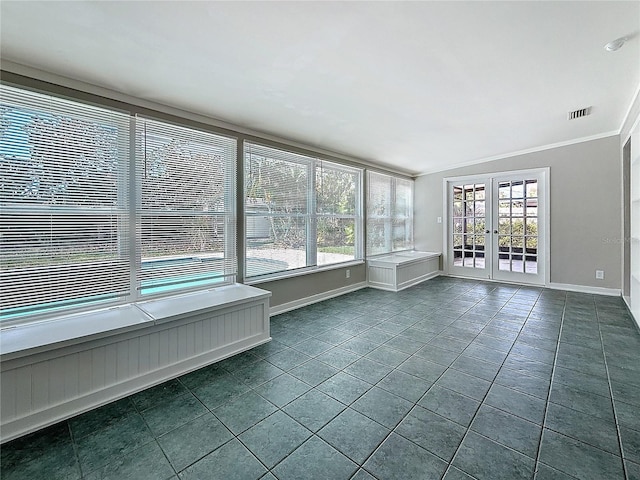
left=346, top=269, right=350, bottom=279
left=595, top=270, right=604, bottom=280
left=437, top=216, right=442, bottom=224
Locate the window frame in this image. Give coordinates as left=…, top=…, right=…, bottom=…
left=244, top=142, right=364, bottom=281
left=0, top=85, right=238, bottom=325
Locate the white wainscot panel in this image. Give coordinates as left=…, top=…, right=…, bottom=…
left=0, top=284, right=270, bottom=443
left=367, top=251, right=441, bottom=292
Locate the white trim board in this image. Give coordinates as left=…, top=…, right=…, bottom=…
left=547, top=283, right=621, bottom=297
left=269, top=282, right=367, bottom=316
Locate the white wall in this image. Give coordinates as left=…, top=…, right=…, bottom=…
left=415, top=135, right=622, bottom=291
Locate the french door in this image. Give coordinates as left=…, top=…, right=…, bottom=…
left=446, top=169, right=547, bottom=285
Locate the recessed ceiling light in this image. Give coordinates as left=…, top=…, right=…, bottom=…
left=604, top=37, right=626, bottom=52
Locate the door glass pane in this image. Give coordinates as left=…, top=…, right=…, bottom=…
left=499, top=182, right=510, bottom=199
left=498, top=218, right=510, bottom=234
left=465, top=186, right=474, bottom=201
left=474, top=200, right=485, bottom=217
left=512, top=199, right=524, bottom=217
left=499, top=201, right=510, bottom=216
left=525, top=218, right=537, bottom=235
left=464, top=255, right=475, bottom=267
left=511, top=181, right=524, bottom=198
left=453, top=187, right=463, bottom=201
left=453, top=234, right=463, bottom=247
left=453, top=219, right=463, bottom=234
left=526, top=256, right=538, bottom=274
left=453, top=201, right=463, bottom=216
left=526, top=180, right=538, bottom=198
left=526, top=199, right=537, bottom=217
left=475, top=186, right=485, bottom=200
left=475, top=218, right=486, bottom=233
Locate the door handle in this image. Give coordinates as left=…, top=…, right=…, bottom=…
left=485, top=230, right=490, bottom=234
left=493, top=230, right=498, bottom=234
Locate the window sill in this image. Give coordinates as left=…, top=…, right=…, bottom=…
left=245, top=260, right=365, bottom=285
left=0, top=284, right=271, bottom=361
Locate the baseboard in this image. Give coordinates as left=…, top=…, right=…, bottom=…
left=269, top=282, right=367, bottom=316
left=547, top=282, right=621, bottom=296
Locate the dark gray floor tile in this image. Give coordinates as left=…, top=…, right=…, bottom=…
left=277, top=329, right=312, bottom=347
left=343, top=357, right=394, bottom=384
left=335, top=321, right=372, bottom=335
left=443, top=466, right=477, bottom=479
left=313, top=328, right=354, bottom=345
left=83, top=441, right=173, bottom=480
left=418, top=386, right=480, bottom=427
left=384, top=335, right=426, bottom=354
left=265, top=348, right=312, bottom=371
left=292, top=337, right=334, bottom=356
left=374, top=321, right=410, bottom=335
left=627, top=460, right=640, bottom=480
left=272, top=436, right=358, bottom=480
left=179, top=438, right=266, bottom=480
left=250, top=339, right=288, bottom=358
left=430, top=335, right=471, bottom=354
left=365, top=345, right=410, bottom=367
left=283, top=389, right=345, bottom=432
left=351, top=387, right=413, bottom=429
left=1, top=424, right=80, bottom=480
left=545, top=403, right=620, bottom=454
left=178, top=362, right=228, bottom=389
left=351, top=469, right=377, bottom=480
left=615, top=399, right=640, bottom=432
left=376, top=369, right=433, bottom=402
left=553, top=366, right=611, bottom=398
left=549, top=382, right=614, bottom=422
left=534, top=463, right=578, bottom=479
left=538, top=429, right=624, bottom=480
left=494, top=367, right=550, bottom=399
left=254, top=373, right=311, bottom=407
left=131, top=379, right=188, bottom=411
left=340, top=336, right=381, bottom=356
left=611, top=380, right=640, bottom=407
left=502, top=353, right=554, bottom=380
left=317, top=408, right=389, bottom=464
left=157, top=413, right=232, bottom=472
left=317, top=371, right=372, bottom=405
left=453, top=431, right=535, bottom=480
left=471, top=405, right=541, bottom=458
left=76, top=413, right=154, bottom=475
left=239, top=411, right=311, bottom=468
left=315, top=347, right=361, bottom=369
left=471, top=334, right=515, bottom=353
left=213, top=391, right=277, bottom=435
left=397, top=355, right=448, bottom=382
left=69, top=397, right=136, bottom=440
left=141, top=392, right=208, bottom=436
left=217, top=351, right=262, bottom=372
left=364, top=432, right=447, bottom=480
left=191, top=372, right=251, bottom=410
left=289, top=359, right=339, bottom=386
left=356, top=327, right=396, bottom=344
left=510, top=343, right=555, bottom=365
left=555, top=352, right=608, bottom=378
left=463, top=343, right=509, bottom=364
left=414, top=344, right=460, bottom=366
left=233, top=360, right=285, bottom=388
left=451, top=355, right=501, bottom=381
left=435, top=369, right=492, bottom=401
left=484, top=384, right=546, bottom=425
left=620, top=426, right=640, bottom=464
left=396, top=405, right=466, bottom=461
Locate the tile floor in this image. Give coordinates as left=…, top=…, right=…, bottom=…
left=2, top=277, right=640, bottom=480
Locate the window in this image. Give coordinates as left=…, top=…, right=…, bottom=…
left=136, top=117, right=237, bottom=295
left=0, top=85, right=237, bottom=323
left=244, top=142, right=362, bottom=278
left=366, top=171, right=414, bottom=256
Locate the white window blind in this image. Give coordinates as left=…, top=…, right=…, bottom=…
left=136, top=117, right=237, bottom=295
left=0, top=85, right=131, bottom=320
left=245, top=143, right=362, bottom=278
left=366, top=171, right=414, bottom=256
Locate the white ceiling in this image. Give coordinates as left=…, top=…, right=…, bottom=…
left=1, top=1, right=639, bottom=175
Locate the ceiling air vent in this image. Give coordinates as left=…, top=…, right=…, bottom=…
left=568, top=107, right=591, bottom=120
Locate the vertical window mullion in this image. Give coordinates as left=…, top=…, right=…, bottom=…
left=308, top=160, right=317, bottom=267
left=129, top=115, right=140, bottom=301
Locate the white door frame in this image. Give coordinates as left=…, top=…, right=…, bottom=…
left=442, top=167, right=550, bottom=286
